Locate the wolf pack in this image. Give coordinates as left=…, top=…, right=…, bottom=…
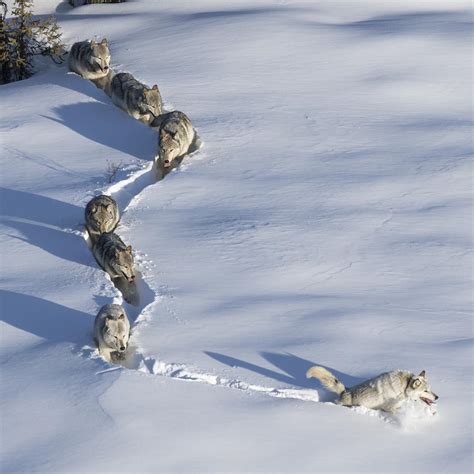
left=69, top=38, right=198, bottom=364
left=69, top=38, right=438, bottom=415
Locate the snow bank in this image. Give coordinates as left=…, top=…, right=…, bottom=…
left=1, top=1, right=472, bottom=472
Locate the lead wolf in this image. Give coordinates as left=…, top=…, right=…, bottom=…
left=306, top=366, right=438, bottom=413
left=68, top=39, right=111, bottom=80
left=94, top=304, right=130, bottom=362
left=151, top=111, right=199, bottom=176
left=85, top=195, right=119, bottom=243
left=109, top=72, right=162, bottom=125
left=92, top=232, right=135, bottom=283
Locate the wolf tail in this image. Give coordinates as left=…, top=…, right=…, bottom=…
left=306, top=366, right=346, bottom=395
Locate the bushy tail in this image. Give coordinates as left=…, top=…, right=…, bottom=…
left=306, top=366, right=346, bottom=395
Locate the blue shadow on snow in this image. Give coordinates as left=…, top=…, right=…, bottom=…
left=205, top=351, right=362, bottom=390
left=0, top=289, right=93, bottom=345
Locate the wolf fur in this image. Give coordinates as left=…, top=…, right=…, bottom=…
left=151, top=111, right=196, bottom=174
left=109, top=72, right=162, bottom=125
left=68, top=39, right=111, bottom=80
left=92, top=232, right=135, bottom=283
left=90, top=68, right=115, bottom=93
left=85, top=195, right=119, bottom=243
left=94, top=304, right=130, bottom=362
left=70, top=0, right=123, bottom=7
left=306, top=366, right=438, bottom=413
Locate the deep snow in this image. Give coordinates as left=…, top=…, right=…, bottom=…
left=1, top=0, right=473, bottom=472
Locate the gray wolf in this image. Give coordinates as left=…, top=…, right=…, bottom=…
left=70, top=0, right=123, bottom=6
left=92, top=232, right=135, bottom=283
left=306, top=366, right=438, bottom=413
left=109, top=72, right=162, bottom=125
left=94, top=304, right=130, bottom=362
left=85, top=194, right=119, bottom=243
left=90, top=68, right=115, bottom=93
left=68, top=39, right=111, bottom=80
left=151, top=111, right=196, bottom=174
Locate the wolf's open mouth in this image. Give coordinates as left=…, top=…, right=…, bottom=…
left=420, top=397, right=435, bottom=406
left=120, top=271, right=135, bottom=283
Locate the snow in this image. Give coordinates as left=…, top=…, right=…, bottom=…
left=1, top=0, right=473, bottom=472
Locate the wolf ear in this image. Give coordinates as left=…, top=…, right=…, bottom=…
left=418, top=370, right=426, bottom=378
left=101, top=38, right=108, bottom=45
left=91, top=40, right=97, bottom=46
left=126, top=245, right=132, bottom=253
left=152, top=84, right=159, bottom=90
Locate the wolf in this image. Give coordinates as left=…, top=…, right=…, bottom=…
left=109, top=72, right=162, bottom=125
left=90, top=68, right=115, bottom=93
left=92, top=232, right=135, bottom=283
left=94, top=304, right=131, bottom=362
left=70, top=0, right=123, bottom=6
left=151, top=111, right=196, bottom=174
left=85, top=195, right=119, bottom=243
left=306, top=366, right=438, bottom=413
left=68, top=39, right=111, bottom=80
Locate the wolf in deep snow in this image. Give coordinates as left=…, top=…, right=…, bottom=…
left=68, top=39, right=111, bottom=80
left=109, top=72, right=162, bottom=125
left=306, top=366, right=438, bottom=413
left=152, top=111, right=197, bottom=175
left=94, top=304, right=131, bottom=362
left=85, top=194, right=119, bottom=243
left=92, top=232, right=135, bottom=283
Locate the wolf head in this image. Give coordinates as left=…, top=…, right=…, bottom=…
left=406, top=370, right=439, bottom=406
left=89, top=39, right=111, bottom=74
left=139, top=84, right=161, bottom=118
left=101, top=305, right=130, bottom=354
left=113, top=245, right=135, bottom=283
left=159, top=129, right=180, bottom=168
left=89, top=200, right=116, bottom=233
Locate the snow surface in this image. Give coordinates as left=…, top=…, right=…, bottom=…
left=1, top=0, right=473, bottom=472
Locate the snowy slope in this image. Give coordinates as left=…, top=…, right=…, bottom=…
left=1, top=0, right=473, bottom=472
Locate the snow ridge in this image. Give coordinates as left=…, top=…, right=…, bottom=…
left=138, top=355, right=320, bottom=403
